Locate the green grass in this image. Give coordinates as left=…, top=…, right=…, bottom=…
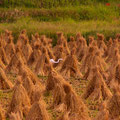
left=1, top=0, right=120, bottom=8
left=0, top=17, right=119, bottom=44
left=38, top=75, right=48, bottom=79
left=0, top=1, right=119, bottom=45
left=0, top=4, right=119, bottom=23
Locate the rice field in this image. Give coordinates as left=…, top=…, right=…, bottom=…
left=0, top=30, right=120, bottom=120
left=0, top=0, right=120, bottom=120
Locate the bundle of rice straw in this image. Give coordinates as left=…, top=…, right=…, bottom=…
left=47, top=47, right=55, bottom=60
left=28, top=43, right=41, bottom=68
left=40, top=35, right=52, bottom=47
left=44, top=42, right=55, bottom=60
left=31, top=81, right=43, bottom=104
left=76, top=37, right=88, bottom=61
left=104, top=38, right=113, bottom=57
left=88, top=36, right=95, bottom=47
left=31, top=33, right=40, bottom=49
left=35, top=47, right=52, bottom=76
left=0, top=33, right=6, bottom=48
left=9, top=112, right=23, bottom=120
left=111, top=48, right=120, bottom=65
left=60, top=48, right=82, bottom=78
left=106, top=85, right=120, bottom=120
left=2, top=29, right=12, bottom=46
left=68, top=36, right=77, bottom=50
left=80, top=46, right=96, bottom=73
left=5, top=50, right=25, bottom=74
left=0, top=58, right=6, bottom=69
left=94, top=102, right=109, bottom=120
left=115, top=64, right=120, bottom=85
left=26, top=100, right=50, bottom=120
left=22, top=72, right=34, bottom=102
left=116, top=33, right=120, bottom=42
left=0, top=42, right=9, bottom=65
left=83, top=66, right=112, bottom=102
left=57, top=111, right=70, bottom=120
left=16, top=29, right=27, bottom=48
left=0, top=67, right=13, bottom=89
left=40, top=35, right=47, bottom=44
left=106, top=49, right=120, bottom=86
left=76, top=32, right=82, bottom=45
left=97, top=33, right=107, bottom=56
left=53, top=83, right=66, bottom=109
left=21, top=36, right=33, bottom=61
left=5, top=35, right=15, bottom=61
left=46, top=69, right=65, bottom=92
left=55, top=32, right=70, bottom=55
left=106, top=39, right=119, bottom=63
left=15, top=45, right=27, bottom=64
left=18, top=62, right=42, bottom=85
left=53, top=45, right=66, bottom=70
left=92, top=50, right=107, bottom=71
left=7, top=76, right=31, bottom=117
left=0, top=105, right=5, bottom=120
left=63, top=83, right=91, bottom=120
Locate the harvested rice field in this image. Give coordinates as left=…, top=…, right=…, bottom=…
left=0, top=0, right=120, bottom=120
left=0, top=30, right=120, bottom=120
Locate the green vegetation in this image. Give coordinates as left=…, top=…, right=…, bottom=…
left=0, top=0, right=119, bottom=44
left=0, top=17, right=119, bottom=44
left=0, top=4, right=119, bottom=22
left=1, top=0, right=120, bottom=8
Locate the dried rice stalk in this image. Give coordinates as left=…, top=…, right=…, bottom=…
left=28, top=43, right=41, bottom=68
left=46, top=69, right=65, bottom=92
left=9, top=112, right=23, bottom=120
left=5, top=50, right=25, bottom=74
left=0, top=42, right=9, bottom=65
left=31, top=81, right=43, bottom=104
left=22, top=72, right=34, bottom=102
left=115, top=64, right=120, bottom=85
left=0, top=67, right=13, bottom=89
left=106, top=39, right=119, bottom=63
left=83, top=66, right=112, bottom=102
left=63, top=83, right=91, bottom=120
left=53, top=45, right=66, bottom=70
left=0, top=105, right=5, bottom=120
left=18, top=62, right=41, bottom=85
left=94, top=102, right=109, bottom=120
left=60, top=48, right=82, bottom=78
left=107, top=85, right=120, bottom=120
left=68, top=36, right=77, bottom=50
left=80, top=46, right=96, bottom=73
left=5, top=35, right=15, bottom=61
left=57, top=111, right=70, bottom=120
left=26, top=100, right=50, bottom=120
left=35, top=47, right=52, bottom=76
left=53, top=83, right=66, bottom=109
left=0, top=58, right=6, bottom=69
left=21, top=37, right=33, bottom=61
left=97, top=33, right=107, bottom=56
left=7, top=76, right=31, bottom=117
